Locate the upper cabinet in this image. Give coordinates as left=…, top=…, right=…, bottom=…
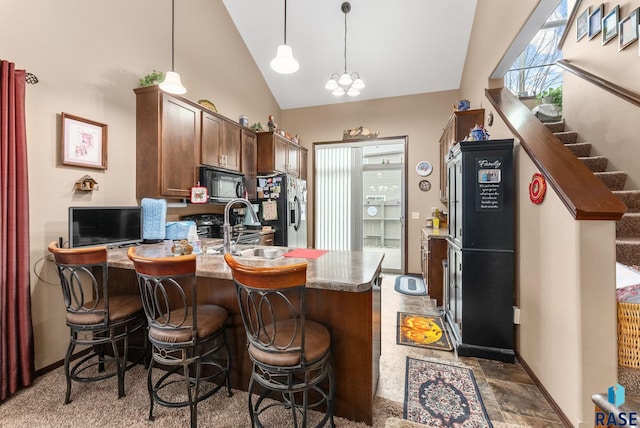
left=135, top=86, right=200, bottom=199
left=241, top=129, right=257, bottom=200
left=134, top=85, right=254, bottom=200
left=256, top=131, right=304, bottom=178
left=438, top=108, right=484, bottom=203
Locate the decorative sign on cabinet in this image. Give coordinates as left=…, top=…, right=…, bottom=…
left=445, top=139, right=515, bottom=362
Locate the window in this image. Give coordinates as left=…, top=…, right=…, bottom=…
left=504, top=0, right=567, bottom=98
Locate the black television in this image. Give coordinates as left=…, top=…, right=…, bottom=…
left=69, top=206, right=143, bottom=248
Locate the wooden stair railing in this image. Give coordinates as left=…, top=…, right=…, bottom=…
left=556, top=60, right=640, bottom=108
left=485, top=87, right=626, bottom=221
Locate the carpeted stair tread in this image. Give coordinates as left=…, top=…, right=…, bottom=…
left=616, top=213, right=640, bottom=238
left=565, top=142, right=592, bottom=157
left=595, top=171, right=628, bottom=191
left=614, top=190, right=640, bottom=213
left=578, top=156, right=608, bottom=172
left=616, top=239, right=640, bottom=266
left=553, top=131, right=578, bottom=145
left=543, top=120, right=565, bottom=133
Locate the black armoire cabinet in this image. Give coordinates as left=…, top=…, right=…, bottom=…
left=445, top=139, right=515, bottom=362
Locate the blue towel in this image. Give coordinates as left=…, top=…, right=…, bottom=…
left=141, top=198, right=167, bottom=240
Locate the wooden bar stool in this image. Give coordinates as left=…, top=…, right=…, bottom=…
left=224, top=253, right=336, bottom=428
left=47, top=241, right=147, bottom=404
left=128, top=247, right=232, bottom=428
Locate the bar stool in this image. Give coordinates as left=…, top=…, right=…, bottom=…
left=224, top=253, right=336, bottom=428
left=128, top=247, right=232, bottom=428
left=47, top=241, right=147, bottom=404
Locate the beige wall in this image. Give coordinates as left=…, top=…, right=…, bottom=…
left=282, top=91, right=462, bottom=274
left=0, top=0, right=280, bottom=370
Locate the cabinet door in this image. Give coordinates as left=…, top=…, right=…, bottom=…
left=287, top=142, right=300, bottom=177
left=273, top=135, right=288, bottom=173
left=299, top=147, right=308, bottom=180
left=241, top=129, right=257, bottom=200
left=221, top=121, right=241, bottom=171
left=160, top=96, right=200, bottom=197
left=201, top=111, right=222, bottom=167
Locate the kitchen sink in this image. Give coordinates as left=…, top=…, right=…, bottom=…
left=235, top=247, right=288, bottom=260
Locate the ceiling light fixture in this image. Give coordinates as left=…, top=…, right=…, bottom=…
left=270, top=0, right=299, bottom=74
left=325, top=2, right=364, bottom=97
left=159, top=0, right=187, bottom=95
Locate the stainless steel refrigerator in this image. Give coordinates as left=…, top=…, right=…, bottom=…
left=256, top=174, right=307, bottom=248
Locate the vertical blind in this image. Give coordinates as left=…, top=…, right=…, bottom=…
left=315, top=146, right=352, bottom=250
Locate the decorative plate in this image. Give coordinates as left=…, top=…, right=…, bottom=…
left=367, top=206, right=378, bottom=216
left=416, top=161, right=433, bottom=177
left=529, top=173, right=546, bottom=204
left=198, top=99, right=217, bottom=113
left=418, top=180, right=431, bottom=192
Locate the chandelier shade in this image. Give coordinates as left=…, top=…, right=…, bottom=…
left=271, top=0, right=299, bottom=74
left=159, top=0, right=187, bottom=95
left=325, top=2, right=364, bottom=97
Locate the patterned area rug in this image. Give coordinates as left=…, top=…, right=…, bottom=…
left=397, top=312, right=453, bottom=351
left=403, top=357, right=493, bottom=427
left=394, top=275, right=427, bottom=296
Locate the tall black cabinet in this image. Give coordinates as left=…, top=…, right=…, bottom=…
left=445, top=139, right=515, bottom=362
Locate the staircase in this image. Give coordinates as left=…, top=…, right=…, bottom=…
left=544, top=120, right=640, bottom=266
left=544, top=120, right=640, bottom=397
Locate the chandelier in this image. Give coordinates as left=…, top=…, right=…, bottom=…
left=325, top=2, right=364, bottom=97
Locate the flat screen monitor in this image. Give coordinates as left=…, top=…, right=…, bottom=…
left=69, top=206, right=143, bottom=248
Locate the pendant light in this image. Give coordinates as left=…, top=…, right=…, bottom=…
left=160, top=0, right=187, bottom=95
left=325, top=2, right=364, bottom=96
left=270, top=0, right=299, bottom=74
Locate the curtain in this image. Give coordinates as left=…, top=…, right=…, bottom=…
left=0, top=59, right=34, bottom=401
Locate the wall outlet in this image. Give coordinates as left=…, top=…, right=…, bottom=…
left=513, top=306, right=521, bottom=324
left=411, top=211, right=420, bottom=219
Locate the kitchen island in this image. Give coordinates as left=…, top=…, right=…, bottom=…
left=107, top=241, right=383, bottom=425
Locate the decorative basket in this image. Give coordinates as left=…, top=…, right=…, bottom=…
left=618, top=301, right=640, bottom=368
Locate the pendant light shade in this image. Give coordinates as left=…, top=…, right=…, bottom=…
left=271, top=0, right=299, bottom=74
left=271, top=44, right=300, bottom=74
left=159, top=0, right=187, bottom=95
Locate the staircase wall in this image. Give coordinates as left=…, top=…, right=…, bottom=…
left=514, top=145, right=618, bottom=428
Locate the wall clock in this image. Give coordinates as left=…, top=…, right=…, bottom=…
left=416, top=161, right=433, bottom=177
left=418, top=180, right=431, bottom=192
left=367, top=206, right=378, bottom=216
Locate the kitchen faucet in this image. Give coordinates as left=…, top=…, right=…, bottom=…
left=223, top=198, right=260, bottom=254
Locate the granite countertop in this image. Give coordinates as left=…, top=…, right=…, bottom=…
left=421, top=227, right=448, bottom=238
left=107, top=239, right=384, bottom=293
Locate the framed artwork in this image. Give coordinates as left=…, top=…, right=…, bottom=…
left=588, top=4, right=604, bottom=40
left=619, top=8, right=639, bottom=50
left=602, top=5, right=619, bottom=45
left=577, top=7, right=590, bottom=41
left=60, top=113, right=107, bottom=170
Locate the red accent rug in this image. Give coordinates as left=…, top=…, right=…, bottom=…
left=397, top=312, right=453, bottom=351
left=403, top=357, right=493, bottom=427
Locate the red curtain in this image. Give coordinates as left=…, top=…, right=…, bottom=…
left=0, top=60, right=34, bottom=401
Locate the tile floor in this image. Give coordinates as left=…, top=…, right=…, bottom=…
left=377, top=274, right=566, bottom=427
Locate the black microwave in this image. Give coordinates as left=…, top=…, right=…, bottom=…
left=199, top=166, right=245, bottom=203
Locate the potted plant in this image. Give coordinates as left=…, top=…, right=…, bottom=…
left=139, top=70, right=165, bottom=87
left=537, top=86, right=562, bottom=109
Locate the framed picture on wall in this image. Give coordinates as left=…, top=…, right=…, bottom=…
left=588, top=4, right=604, bottom=40
left=602, top=5, right=619, bottom=45
left=577, top=7, right=590, bottom=41
left=60, top=113, right=108, bottom=170
left=619, top=8, right=639, bottom=51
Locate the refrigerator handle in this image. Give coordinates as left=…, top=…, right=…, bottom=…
left=293, top=195, right=301, bottom=231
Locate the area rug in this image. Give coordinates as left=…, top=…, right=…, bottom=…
left=397, top=312, right=453, bottom=351
left=394, top=275, right=427, bottom=296
left=403, top=357, right=493, bottom=428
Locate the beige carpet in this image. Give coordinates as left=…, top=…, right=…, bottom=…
left=0, top=363, right=403, bottom=427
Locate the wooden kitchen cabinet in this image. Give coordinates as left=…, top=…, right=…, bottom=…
left=242, top=129, right=257, bottom=200
left=299, top=146, right=308, bottom=180
left=438, top=108, right=484, bottom=203
left=257, top=131, right=302, bottom=177
left=201, top=111, right=241, bottom=171
left=259, top=232, right=275, bottom=246
left=420, top=229, right=447, bottom=307
left=134, top=86, right=200, bottom=199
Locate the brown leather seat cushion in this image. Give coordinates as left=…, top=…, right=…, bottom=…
left=66, top=295, right=143, bottom=326
left=149, top=304, right=228, bottom=343
left=249, top=319, right=331, bottom=367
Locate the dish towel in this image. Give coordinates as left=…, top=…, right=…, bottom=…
left=141, top=198, right=167, bottom=240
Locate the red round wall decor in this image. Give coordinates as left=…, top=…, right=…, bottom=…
left=529, top=173, right=546, bottom=204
